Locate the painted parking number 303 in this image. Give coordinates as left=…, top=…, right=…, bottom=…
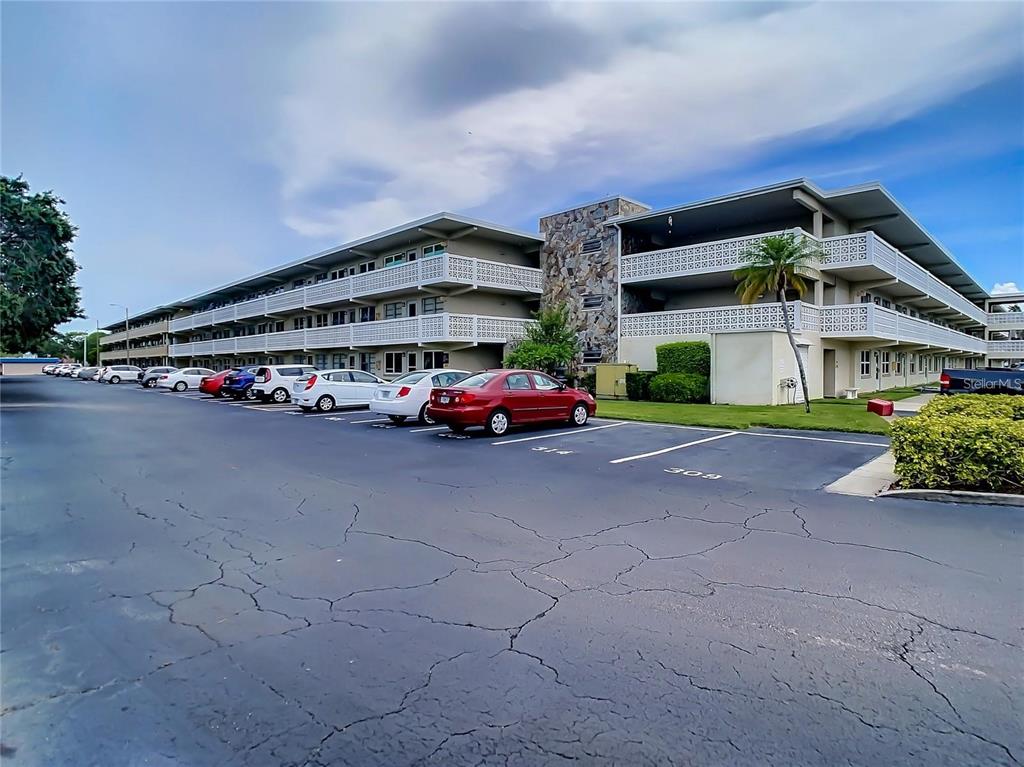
left=664, top=468, right=722, bottom=479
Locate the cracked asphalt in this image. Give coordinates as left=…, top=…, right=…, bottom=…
left=1, top=376, right=1021, bottom=766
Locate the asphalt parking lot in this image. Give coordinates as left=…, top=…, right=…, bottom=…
left=2, top=376, right=1021, bottom=766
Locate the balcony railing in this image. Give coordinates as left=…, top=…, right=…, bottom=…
left=986, top=340, right=1024, bottom=358
left=619, top=301, right=820, bottom=337
left=169, top=313, right=529, bottom=356
left=821, top=304, right=986, bottom=354
left=987, top=312, right=1024, bottom=329
left=99, top=320, right=170, bottom=345
left=620, top=230, right=986, bottom=326
left=169, top=254, right=542, bottom=333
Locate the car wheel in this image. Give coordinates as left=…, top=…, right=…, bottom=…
left=146, top=379, right=156, bottom=388
left=243, top=388, right=257, bottom=401
left=271, top=388, right=289, bottom=404
left=485, top=408, right=510, bottom=436
left=110, top=376, right=120, bottom=384
left=316, top=395, right=335, bottom=412
left=418, top=403, right=435, bottom=425
left=570, top=402, right=589, bottom=427
left=388, top=414, right=407, bottom=424
left=448, top=424, right=467, bottom=434
left=173, top=381, right=187, bottom=392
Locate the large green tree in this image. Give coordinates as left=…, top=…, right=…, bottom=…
left=1, top=176, right=82, bottom=353
left=734, top=233, right=822, bottom=412
left=36, top=329, right=104, bottom=364
left=504, top=303, right=580, bottom=376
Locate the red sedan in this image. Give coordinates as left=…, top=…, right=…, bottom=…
left=199, top=369, right=234, bottom=397
left=427, top=369, right=596, bottom=436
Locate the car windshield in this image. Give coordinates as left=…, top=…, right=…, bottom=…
left=391, top=371, right=429, bottom=385
left=455, top=372, right=498, bottom=388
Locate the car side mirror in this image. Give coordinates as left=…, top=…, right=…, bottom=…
left=557, top=383, right=566, bottom=391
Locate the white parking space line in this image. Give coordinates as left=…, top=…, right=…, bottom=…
left=608, top=431, right=738, bottom=464
left=409, top=425, right=448, bottom=433
left=351, top=417, right=389, bottom=424
left=491, top=421, right=626, bottom=446
left=739, top=431, right=888, bottom=448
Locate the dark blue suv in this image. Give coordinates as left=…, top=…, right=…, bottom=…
left=221, top=366, right=260, bottom=400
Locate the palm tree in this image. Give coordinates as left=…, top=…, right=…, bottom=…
left=734, top=233, right=822, bottom=412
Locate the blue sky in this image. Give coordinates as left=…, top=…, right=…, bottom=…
left=2, top=2, right=1022, bottom=332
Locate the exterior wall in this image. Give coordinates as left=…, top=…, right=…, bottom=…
left=618, top=333, right=709, bottom=371
left=448, top=235, right=536, bottom=266
left=709, top=333, right=777, bottom=405
left=540, top=197, right=650, bottom=365
left=445, top=293, right=533, bottom=318
left=0, top=360, right=58, bottom=375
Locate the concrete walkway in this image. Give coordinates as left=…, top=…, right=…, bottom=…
left=825, top=450, right=896, bottom=497
left=891, top=393, right=935, bottom=413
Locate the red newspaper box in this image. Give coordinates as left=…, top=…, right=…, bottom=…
left=866, top=398, right=894, bottom=416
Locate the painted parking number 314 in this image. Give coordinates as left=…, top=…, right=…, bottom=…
left=664, top=468, right=722, bottom=479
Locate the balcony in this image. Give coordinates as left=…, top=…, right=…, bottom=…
left=987, top=340, right=1024, bottom=359
left=820, top=304, right=986, bottom=354
left=169, top=254, right=542, bottom=333
left=99, top=319, right=170, bottom=345
left=168, top=313, right=529, bottom=357
left=619, top=301, right=820, bottom=337
left=620, top=230, right=986, bottom=326
left=987, top=312, right=1024, bottom=329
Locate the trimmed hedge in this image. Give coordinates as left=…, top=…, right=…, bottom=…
left=656, top=341, right=710, bottom=376
left=917, top=394, right=1024, bottom=421
left=649, top=373, right=710, bottom=404
left=890, top=414, right=1024, bottom=493
left=625, top=371, right=657, bottom=401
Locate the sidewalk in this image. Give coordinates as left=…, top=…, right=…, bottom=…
left=890, top=393, right=934, bottom=413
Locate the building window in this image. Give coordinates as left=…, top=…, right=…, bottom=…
left=329, top=269, right=344, bottom=281
left=407, top=352, right=418, bottom=371
left=331, top=311, right=345, bottom=326
left=331, top=354, right=345, bottom=368
left=881, top=351, right=891, bottom=375
left=275, top=321, right=285, bottom=333
left=581, top=294, right=604, bottom=310
left=384, top=351, right=404, bottom=375
left=895, top=353, right=903, bottom=376
left=315, top=354, right=328, bottom=368
left=358, top=261, right=376, bottom=274
left=581, top=239, right=602, bottom=254
left=422, top=351, right=449, bottom=368
left=384, top=251, right=416, bottom=267
left=384, top=302, right=404, bottom=320
left=422, top=243, right=445, bottom=257
left=909, top=354, right=917, bottom=374
left=359, top=307, right=375, bottom=323
left=422, top=296, right=445, bottom=315
left=407, top=301, right=417, bottom=317
left=859, top=351, right=871, bottom=377
left=860, top=293, right=872, bottom=304
left=314, top=314, right=328, bottom=328
left=314, top=273, right=327, bottom=284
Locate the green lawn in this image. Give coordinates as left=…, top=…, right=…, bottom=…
left=596, top=399, right=890, bottom=435
left=812, top=383, right=939, bottom=406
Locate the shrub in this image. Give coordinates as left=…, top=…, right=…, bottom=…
left=918, top=394, right=1024, bottom=421
left=625, top=371, right=657, bottom=401
left=655, top=341, right=711, bottom=376
left=890, top=415, right=1024, bottom=493
left=649, top=373, right=710, bottom=404
left=578, top=371, right=596, bottom=394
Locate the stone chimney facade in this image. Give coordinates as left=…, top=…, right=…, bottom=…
left=539, top=196, right=650, bottom=365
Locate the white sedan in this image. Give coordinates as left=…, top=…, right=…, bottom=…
left=371, top=369, right=471, bottom=424
left=292, top=369, right=385, bottom=412
left=156, top=367, right=216, bottom=391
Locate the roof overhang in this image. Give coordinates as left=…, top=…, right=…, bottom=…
left=614, top=179, right=990, bottom=304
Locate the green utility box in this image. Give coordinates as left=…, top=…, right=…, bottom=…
left=595, top=363, right=637, bottom=399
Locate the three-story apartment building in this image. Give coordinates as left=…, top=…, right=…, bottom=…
left=985, top=290, right=1024, bottom=368
left=541, top=180, right=994, bottom=404
left=105, top=214, right=543, bottom=376
left=98, top=309, right=175, bottom=368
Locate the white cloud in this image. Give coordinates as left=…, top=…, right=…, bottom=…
left=272, top=2, right=1023, bottom=240
left=992, top=282, right=1021, bottom=295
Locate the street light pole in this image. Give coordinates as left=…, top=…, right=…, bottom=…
left=110, top=303, right=130, bottom=365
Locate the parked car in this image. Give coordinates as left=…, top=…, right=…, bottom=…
left=221, top=367, right=260, bottom=400
left=371, top=369, right=471, bottom=424
left=940, top=367, right=1024, bottom=395
left=101, top=365, right=142, bottom=384
left=43, top=364, right=57, bottom=374
left=156, top=367, right=216, bottom=391
left=251, top=365, right=318, bottom=403
left=76, top=367, right=100, bottom=380
left=291, top=369, right=385, bottom=412
left=138, top=366, right=178, bottom=388
left=427, top=369, right=597, bottom=436
left=199, top=368, right=236, bottom=397
left=57, top=364, right=82, bottom=377
left=91, top=367, right=107, bottom=381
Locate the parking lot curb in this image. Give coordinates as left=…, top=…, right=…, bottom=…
left=824, top=450, right=895, bottom=498
left=878, top=489, right=1024, bottom=508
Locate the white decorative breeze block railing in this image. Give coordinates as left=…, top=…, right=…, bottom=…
left=621, top=230, right=985, bottom=326
left=986, top=340, right=1024, bottom=358
left=168, top=254, right=542, bottom=333
left=987, top=312, right=1024, bottom=329
left=619, top=301, right=820, bottom=337
left=168, top=313, right=529, bottom=356
left=821, top=304, right=987, bottom=353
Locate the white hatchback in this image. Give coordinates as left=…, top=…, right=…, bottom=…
left=371, top=369, right=471, bottom=424
left=100, top=365, right=142, bottom=384
left=292, top=369, right=385, bottom=412
left=252, top=365, right=319, bottom=403
left=157, top=367, right=216, bottom=391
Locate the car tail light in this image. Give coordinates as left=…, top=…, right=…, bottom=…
left=304, top=374, right=318, bottom=391
left=159, top=374, right=169, bottom=379
left=457, top=392, right=476, bottom=404
left=939, top=373, right=950, bottom=388
left=396, top=386, right=411, bottom=398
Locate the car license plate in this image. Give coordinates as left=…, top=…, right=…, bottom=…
left=382, top=391, right=391, bottom=399
left=439, top=395, right=450, bottom=404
